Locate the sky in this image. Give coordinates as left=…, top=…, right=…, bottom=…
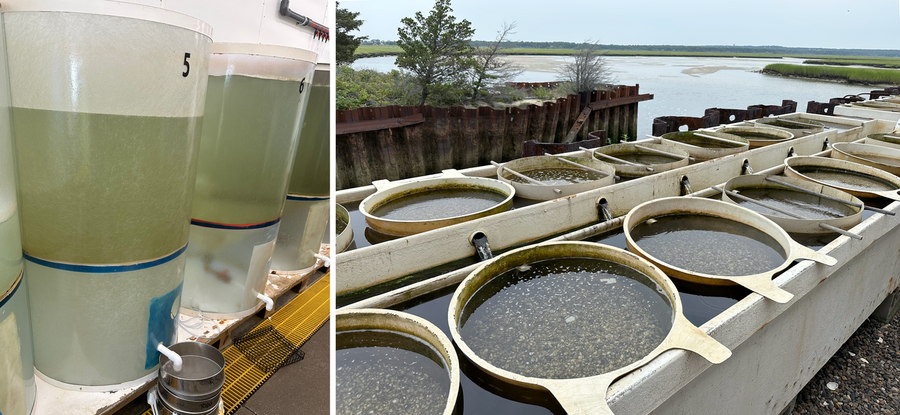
left=340, top=0, right=900, bottom=50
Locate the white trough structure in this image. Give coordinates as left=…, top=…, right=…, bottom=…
left=337, top=113, right=900, bottom=414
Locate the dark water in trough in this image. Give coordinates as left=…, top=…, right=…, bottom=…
left=629, top=214, right=787, bottom=277
left=793, top=166, right=898, bottom=192
left=730, top=187, right=857, bottom=220
left=371, top=188, right=508, bottom=221
left=385, top=224, right=761, bottom=415
left=459, top=258, right=672, bottom=379
left=508, top=168, right=603, bottom=185
left=337, top=329, right=452, bottom=415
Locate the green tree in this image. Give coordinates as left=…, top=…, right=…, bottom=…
left=336, top=2, right=367, bottom=66
left=396, top=0, right=475, bottom=105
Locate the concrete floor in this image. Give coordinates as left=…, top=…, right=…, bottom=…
left=114, top=269, right=331, bottom=415
left=234, top=321, right=330, bottom=415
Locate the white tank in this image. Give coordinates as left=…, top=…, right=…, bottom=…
left=0, top=21, right=21, bottom=298
left=182, top=43, right=316, bottom=317
left=270, top=196, right=330, bottom=271
left=0, top=277, right=35, bottom=415
left=271, top=64, right=330, bottom=271
left=121, top=0, right=332, bottom=62
left=0, top=12, right=34, bottom=415
left=2, top=0, right=211, bottom=389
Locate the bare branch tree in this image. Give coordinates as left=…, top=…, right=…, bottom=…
left=557, top=41, right=617, bottom=94
left=470, top=22, right=524, bottom=101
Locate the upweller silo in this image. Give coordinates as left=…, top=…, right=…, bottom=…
left=3, top=0, right=211, bottom=388
left=0, top=12, right=34, bottom=414
left=270, top=64, right=331, bottom=271
left=0, top=278, right=34, bottom=415
left=182, top=43, right=316, bottom=317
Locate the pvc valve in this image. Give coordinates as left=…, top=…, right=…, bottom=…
left=314, top=253, right=331, bottom=267
left=257, top=293, right=274, bottom=311
left=157, top=343, right=183, bottom=372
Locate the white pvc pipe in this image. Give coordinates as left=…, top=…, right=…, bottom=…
left=314, top=253, right=331, bottom=267
left=147, top=388, right=159, bottom=415
left=157, top=343, right=183, bottom=372
left=257, top=292, right=274, bottom=311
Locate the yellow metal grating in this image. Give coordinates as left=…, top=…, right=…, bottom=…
left=140, top=272, right=330, bottom=415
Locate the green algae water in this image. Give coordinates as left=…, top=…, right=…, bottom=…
left=603, top=153, right=680, bottom=165
left=870, top=134, right=900, bottom=146
left=337, top=329, right=451, bottom=415
left=846, top=153, right=900, bottom=168
left=192, top=75, right=304, bottom=225
left=671, top=134, right=744, bottom=148
left=509, top=167, right=603, bottom=185
left=336, top=217, right=348, bottom=236
left=731, top=132, right=786, bottom=141
left=12, top=108, right=201, bottom=264
left=759, top=119, right=823, bottom=130
left=288, top=81, right=329, bottom=196
left=731, top=187, right=857, bottom=219
left=460, top=257, right=673, bottom=379
left=630, top=214, right=787, bottom=276
left=0, top=209, right=22, bottom=293
left=372, top=188, right=507, bottom=221
left=793, top=166, right=898, bottom=192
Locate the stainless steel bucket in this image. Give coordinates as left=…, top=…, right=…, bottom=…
left=153, top=341, right=226, bottom=415
left=149, top=384, right=223, bottom=415
left=158, top=342, right=225, bottom=399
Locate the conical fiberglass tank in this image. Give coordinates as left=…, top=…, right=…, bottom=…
left=183, top=43, right=316, bottom=317
left=0, top=13, right=35, bottom=415
left=0, top=278, right=34, bottom=415
left=0, top=27, right=20, bottom=299
left=3, top=0, right=211, bottom=389
left=271, top=64, right=331, bottom=271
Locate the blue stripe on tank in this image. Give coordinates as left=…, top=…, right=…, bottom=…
left=190, top=217, right=281, bottom=230
left=286, top=194, right=329, bottom=201
left=23, top=244, right=188, bottom=274
left=0, top=269, right=22, bottom=309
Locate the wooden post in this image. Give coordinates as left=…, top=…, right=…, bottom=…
left=431, top=107, right=453, bottom=172
left=545, top=101, right=559, bottom=142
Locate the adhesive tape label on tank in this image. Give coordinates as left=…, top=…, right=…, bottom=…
left=145, top=283, right=183, bottom=370
left=248, top=240, right=277, bottom=285
left=0, top=313, right=25, bottom=415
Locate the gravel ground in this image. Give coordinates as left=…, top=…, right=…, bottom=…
left=792, top=310, right=900, bottom=414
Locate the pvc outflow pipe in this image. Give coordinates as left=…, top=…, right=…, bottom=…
left=257, top=292, right=274, bottom=311
left=314, top=253, right=331, bottom=268
left=157, top=343, right=183, bottom=372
